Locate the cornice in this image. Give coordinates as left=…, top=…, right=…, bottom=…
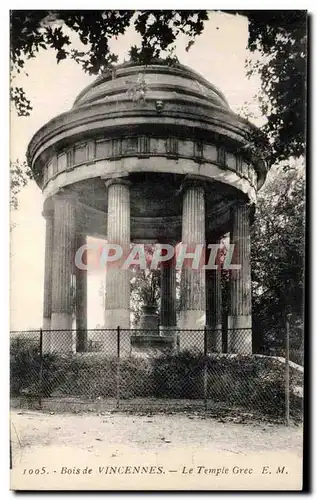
left=28, top=103, right=251, bottom=171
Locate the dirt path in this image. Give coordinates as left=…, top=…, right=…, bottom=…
left=11, top=409, right=303, bottom=456
left=10, top=410, right=303, bottom=490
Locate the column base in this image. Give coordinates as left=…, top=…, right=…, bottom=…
left=159, top=325, right=177, bottom=337
left=43, top=318, right=51, bottom=330
left=104, top=309, right=131, bottom=357
left=50, top=313, right=74, bottom=354
left=206, top=324, right=222, bottom=352
left=179, top=310, right=205, bottom=330
left=42, top=317, right=51, bottom=353
left=76, top=329, right=87, bottom=353
left=179, top=310, right=205, bottom=352
left=104, top=309, right=130, bottom=329
left=139, top=305, right=159, bottom=331
left=89, top=329, right=115, bottom=356
left=93, top=331, right=132, bottom=357
left=227, top=315, right=252, bottom=354
left=94, top=330, right=131, bottom=357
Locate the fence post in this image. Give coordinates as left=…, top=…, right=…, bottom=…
left=39, top=329, right=43, bottom=409
left=116, top=326, right=120, bottom=409
left=285, top=309, right=291, bottom=426
left=203, top=326, right=208, bottom=411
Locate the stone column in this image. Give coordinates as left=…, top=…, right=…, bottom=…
left=228, top=203, right=252, bottom=354
left=179, top=179, right=206, bottom=351
left=104, top=178, right=131, bottom=355
left=50, top=195, right=76, bottom=353
left=75, top=233, right=87, bottom=352
left=159, top=256, right=177, bottom=336
left=42, top=209, right=54, bottom=353
left=206, top=238, right=222, bottom=352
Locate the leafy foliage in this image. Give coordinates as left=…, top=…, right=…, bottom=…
left=10, top=341, right=303, bottom=420
left=251, top=164, right=305, bottom=350
left=10, top=159, right=33, bottom=210
left=56, top=355, right=152, bottom=399
left=10, top=10, right=134, bottom=115
left=10, top=338, right=67, bottom=397
left=129, top=11, right=208, bottom=64
left=243, top=10, right=307, bottom=165
left=10, top=10, right=207, bottom=116
left=130, top=245, right=161, bottom=326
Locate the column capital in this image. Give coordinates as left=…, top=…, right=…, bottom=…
left=180, top=175, right=207, bottom=195
left=53, top=189, right=78, bottom=206
left=103, top=175, right=131, bottom=190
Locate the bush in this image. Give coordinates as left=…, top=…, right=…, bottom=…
left=54, top=355, right=153, bottom=399
left=151, top=350, right=205, bottom=398
left=10, top=339, right=70, bottom=397
left=205, top=355, right=302, bottom=418
left=10, top=342, right=303, bottom=419
left=151, top=352, right=302, bottom=418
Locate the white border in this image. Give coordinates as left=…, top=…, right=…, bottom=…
left=2, top=5, right=314, bottom=499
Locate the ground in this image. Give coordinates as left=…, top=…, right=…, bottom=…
left=10, top=409, right=303, bottom=490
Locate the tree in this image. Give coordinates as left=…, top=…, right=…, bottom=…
left=242, top=10, right=307, bottom=165
left=130, top=268, right=160, bottom=327
left=10, top=10, right=208, bottom=116
left=251, top=164, right=305, bottom=351
left=10, top=159, right=33, bottom=210
left=129, top=244, right=161, bottom=326
left=129, top=245, right=185, bottom=327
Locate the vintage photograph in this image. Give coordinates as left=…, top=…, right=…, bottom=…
left=10, top=10, right=306, bottom=491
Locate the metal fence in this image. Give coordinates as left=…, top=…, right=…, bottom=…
left=10, top=327, right=304, bottom=423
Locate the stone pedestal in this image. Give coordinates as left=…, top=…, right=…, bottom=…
left=206, top=240, right=222, bottom=352
left=139, top=304, right=159, bottom=331
left=159, top=261, right=177, bottom=337
left=104, top=178, right=131, bottom=355
left=42, top=210, right=54, bottom=353
left=179, top=180, right=206, bottom=351
left=50, top=196, right=76, bottom=353
left=76, top=234, right=87, bottom=352
left=228, top=203, right=252, bottom=354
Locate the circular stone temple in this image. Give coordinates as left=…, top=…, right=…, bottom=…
left=27, top=60, right=269, bottom=355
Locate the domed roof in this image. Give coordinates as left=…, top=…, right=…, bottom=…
left=28, top=58, right=268, bottom=193
left=73, top=59, right=230, bottom=112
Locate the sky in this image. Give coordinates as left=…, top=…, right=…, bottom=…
left=10, top=11, right=264, bottom=330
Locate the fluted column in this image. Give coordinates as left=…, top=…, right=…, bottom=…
left=179, top=179, right=206, bottom=350
left=42, top=209, right=54, bottom=353
left=159, top=255, right=177, bottom=335
left=50, top=195, right=76, bottom=353
left=206, top=238, right=222, bottom=352
left=105, top=178, right=131, bottom=354
left=76, top=233, right=87, bottom=352
left=228, top=203, right=252, bottom=354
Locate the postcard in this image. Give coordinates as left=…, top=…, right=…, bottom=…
left=10, top=9, right=306, bottom=491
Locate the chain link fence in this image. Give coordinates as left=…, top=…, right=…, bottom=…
left=10, top=327, right=303, bottom=422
